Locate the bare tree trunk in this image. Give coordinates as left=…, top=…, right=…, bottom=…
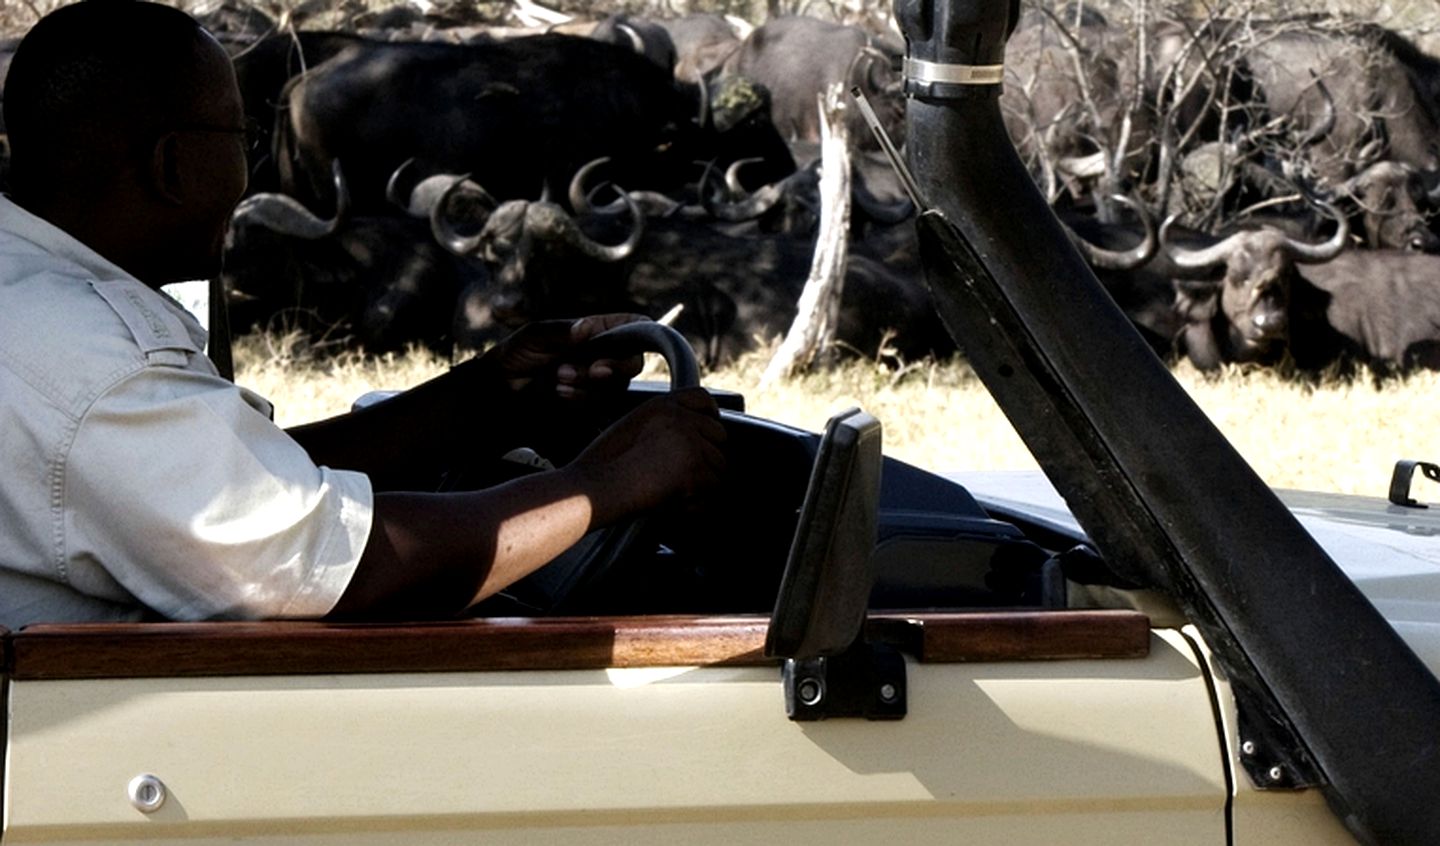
left=761, top=83, right=851, bottom=388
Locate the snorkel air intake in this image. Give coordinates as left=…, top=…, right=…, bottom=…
left=894, top=1, right=1440, bottom=843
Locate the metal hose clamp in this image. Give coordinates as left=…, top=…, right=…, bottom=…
left=904, top=57, right=1005, bottom=86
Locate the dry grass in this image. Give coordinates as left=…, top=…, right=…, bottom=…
left=237, top=332, right=1440, bottom=498
left=235, top=332, right=453, bottom=420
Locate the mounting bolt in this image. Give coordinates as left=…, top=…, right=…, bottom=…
left=1241, top=741, right=1257, bottom=756
left=797, top=677, right=825, bottom=707
left=1268, top=766, right=1285, bottom=783
left=879, top=683, right=899, bottom=704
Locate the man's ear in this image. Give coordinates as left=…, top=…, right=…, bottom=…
left=147, top=132, right=185, bottom=206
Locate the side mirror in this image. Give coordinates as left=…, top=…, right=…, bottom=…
left=766, top=408, right=902, bottom=720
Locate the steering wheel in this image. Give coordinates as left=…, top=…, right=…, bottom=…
left=579, top=320, right=700, bottom=391
left=478, top=320, right=703, bottom=615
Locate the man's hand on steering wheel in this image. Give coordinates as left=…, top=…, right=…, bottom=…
left=479, top=314, right=650, bottom=400
left=465, top=320, right=724, bottom=615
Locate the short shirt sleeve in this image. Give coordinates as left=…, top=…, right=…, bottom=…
left=64, top=365, right=373, bottom=621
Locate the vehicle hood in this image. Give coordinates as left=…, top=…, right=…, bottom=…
left=948, top=470, right=1440, bottom=679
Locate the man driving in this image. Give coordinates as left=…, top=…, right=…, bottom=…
left=0, top=0, right=727, bottom=627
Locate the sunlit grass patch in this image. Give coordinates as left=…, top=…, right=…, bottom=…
left=237, top=332, right=1440, bottom=499
left=235, top=331, right=453, bottom=427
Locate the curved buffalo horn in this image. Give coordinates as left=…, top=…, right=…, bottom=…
left=387, top=158, right=493, bottom=219
left=587, top=186, right=689, bottom=218
left=1297, top=75, right=1336, bottom=149
left=416, top=173, right=490, bottom=219
left=699, top=162, right=788, bottom=221
left=628, top=191, right=691, bottom=218
left=1282, top=200, right=1349, bottom=264
left=329, top=160, right=350, bottom=221
left=385, top=157, right=419, bottom=213
left=845, top=46, right=872, bottom=89
left=616, top=22, right=645, bottom=55
left=231, top=159, right=348, bottom=239
left=1165, top=204, right=1348, bottom=271
left=847, top=45, right=885, bottom=90
left=550, top=188, right=644, bottom=262
left=1356, top=136, right=1386, bottom=166
left=1056, top=152, right=1106, bottom=179
left=724, top=157, right=766, bottom=196
left=1066, top=195, right=1157, bottom=271
left=855, top=45, right=899, bottom=94
left=1163, top=216, right=1249, bottom=272
left=570, top=157, right=701, bottom=218
left=429, top=173, right=493, bottom=257
left=568, top=156, right=612, bottom=214
left=230, top=192, right=337, bottom=240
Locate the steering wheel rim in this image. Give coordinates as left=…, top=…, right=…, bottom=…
left=582, top=320, right=700, bottom=391
left=483, top=320, right=703, bottom=615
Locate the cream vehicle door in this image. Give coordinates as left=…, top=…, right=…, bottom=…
left=3, top=611, right=1236, bottom=846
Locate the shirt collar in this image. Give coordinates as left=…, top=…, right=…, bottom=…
left=0, top=194, right=211, bottom=351
left=0, top=194, right=139, bottom=284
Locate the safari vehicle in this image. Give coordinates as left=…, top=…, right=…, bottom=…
left=3, top=1, right=1438, bottom=844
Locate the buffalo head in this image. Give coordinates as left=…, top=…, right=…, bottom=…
left=224, top=160, right=464, bottom=353
left=697, top=156, right=913, bottom=236
left=430, top=174, right=644, bottom=331
left=1165, top=206, right=1348, bottom=366
left=1338, top=160, right=1440, bottom=253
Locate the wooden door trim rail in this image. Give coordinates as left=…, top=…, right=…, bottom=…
left=3, top=610, right=1150, bottom=680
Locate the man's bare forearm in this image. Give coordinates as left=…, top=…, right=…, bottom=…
left=322, top=389, right=726, bottom=620
left=326, top=466, right=610, bottom=620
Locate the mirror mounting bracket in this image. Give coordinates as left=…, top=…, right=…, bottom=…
left=781, top=637, right=906, bottom=721
left=1235, top=697, right=1322, bottom=790
left=1389, top=460, right=1440, bottom=508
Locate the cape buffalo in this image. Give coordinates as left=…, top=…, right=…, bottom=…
left=224, top=165, right=475, bottom=354
left=720, top=16, right=903, bottom=151
left=1245, top=23, right=1440, bottom=176
left=1292, top=250, right=1440, bottom=373
left=278, top=34, right=794, bottom=216
left=1163, top=212, right=1350, bottom=369
left=430, top=174, right=949, bottom=365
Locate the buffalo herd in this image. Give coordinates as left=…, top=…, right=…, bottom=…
left=3, top=0, right=1440, bottom=378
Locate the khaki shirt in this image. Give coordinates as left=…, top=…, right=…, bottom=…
left=0, top=197, right=372, bottom=627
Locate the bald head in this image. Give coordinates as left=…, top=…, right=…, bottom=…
left=4, top=0, right=250, bottom=285
left=4, top=0, right=214, bottom=197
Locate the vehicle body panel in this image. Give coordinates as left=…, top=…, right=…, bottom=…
left=5, top=631, right=1228, bottom=844
left=951, top=470, right=1440, bottom=677
left=1183, top=625, right=1359, bottom=845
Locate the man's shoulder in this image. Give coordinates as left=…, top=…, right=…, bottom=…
left=0, top=250, right=202, bottom=418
